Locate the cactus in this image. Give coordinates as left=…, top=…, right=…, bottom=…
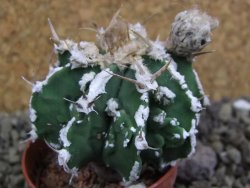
left=28, top=8, right=218, bottom=185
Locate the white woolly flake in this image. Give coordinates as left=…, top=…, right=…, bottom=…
left=185, top=90, right=202, bottom=112
left=188, top=119, right=198, bottom=157
left=167, top=63, right=186, bottom=88
left=59, top=117, right=76, bottom=147
left=79, top=72, right=96, bottom=92
left=76, top=69, right=113, bottom=114
left=105, top=98, right=121, bottom=119
left=130, top=127, right=136, bottom=133
left=155, top=151, right=160, bottom=157
left=170, top=118, right=179, bottom=126
left=135, top=132, right=149, bottom=150
left=29, top=108, right=37, bottom=122
left=140, top=92, right=149, bottom=103
left=57, top=149, right=78, bottom=181
left=233, top=99, right=250, bottom=111
left=156, top=86, right=176, bottom=105
left=69, top=41, right=99, bottom=69
left=129, top=23, right=147, bottom=39
left=32, top=67, right=63, bottom=93
left=134, top=105, right=149, bottom=127
left=148, top=40, right=169, bottom=61
left=174, top=133, right=181, bottom=139
left=193, top=70, right=210, bottom=106
left=129, top=161, right=140, bottom=183
left=132, top=59, right=158, bottom=93
left=123, top=138, right=130, bottom=148
left=153, top=111, right=166, bottom=125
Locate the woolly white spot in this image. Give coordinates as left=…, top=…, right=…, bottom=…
left=167, top=63, right=186, bottom=88
left=185, top=90, right=202, bottom=112
left=59, top=117, right=75, bottom=147
left=193, top=70, right=210, bottom=106
left=129, top=161, right=140, bottom=183
left=123, top=138, right=130, bottom=147
left=156, top=86, right=176, bottom=105
left=79, top=72, right=96, bottom=92
left=70, top=41, right=99, bottom=69
left=135, top=132, right=149, bottom=150
left=32, top=67, right=63, bottom=93
left=105, top=98, right=121, bottom=119
left=173, top=133, right=181, bottom=139
left=170, top=118, right=179, bottom=126
left=134, top=105, right=149, bottom=127
left=153, top=111, right=167, bottom=125
left=58, top=149, right=71, bottom=172
left=130, top=127, right=136, bottom=133
left=148, top=40, right=169, bottom=61
left=76, top=69, right=113, bottom=114
left=155, top=151, right=160, bottom=157
left=129, top=23, right=147, bottom=39
left=132, top=59, right=158, bottom=93
left=140, top=92, right=149, bottom=103
left=29, top=108, right=37, bottom=122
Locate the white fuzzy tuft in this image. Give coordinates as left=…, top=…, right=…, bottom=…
left=132, top=59, right=158, bottom=93
left=29, top=108, right=37, bottom=122
left=128, top=161, right=141, bottom=183
left=134, top=132, right=149, bottom=150
left=185, top=90, right=202, bottom=113
left=79, top=72, right=96, bottom=92
left=59, top=117, right=76, bottom=147
left=148, top=40, right=169, bottom=61
left=129, top=23, right=147, bottom=39
left=153, top=111, right=167, bottom=125
left=105, top=98, right=121, bottom=119
left=58, top=149, right=71, bottom=172
left=134, top=105, right=149, bottom=127
left=76, top=69, right=113, bottom=114
left=156, top=86, right=176, bottom=105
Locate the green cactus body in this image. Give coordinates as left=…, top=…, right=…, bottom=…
left=28, top=9, right=218, bottom=185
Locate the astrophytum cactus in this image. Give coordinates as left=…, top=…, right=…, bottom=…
left=28, top=8, right=218, bottom=185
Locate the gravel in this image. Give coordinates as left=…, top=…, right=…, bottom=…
left=0, top=98, right=250, bottom=188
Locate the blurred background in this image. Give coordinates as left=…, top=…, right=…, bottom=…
left=1, top=0, right=250, bottom=112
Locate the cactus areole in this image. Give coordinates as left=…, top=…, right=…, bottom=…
left=28, top=8, right=218, bottom=186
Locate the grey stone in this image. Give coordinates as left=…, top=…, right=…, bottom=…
left=219, top=151, right=230, bottom=164
left=190, top=181, right=211, bottom=188
left=211, top=141, right=224, bottom=153
left=219, top=103, right=232, bottom=122
left=223, top=175, right=234, bottom=187
left=233, top=99, right=250, bottom=124
left=178, top=142, right=217, bottom=181
left=8, top=147, right=19, bottom=164
left=11, top=129, right=19, bottom=143
left=245, top=126, right=250, bottom=140
left=226, top=147, right=242, bottom=164
left=0, top=161, right=9, bottom=172
left=215, top=166, right=226, bottom=180
left=233, top=179, right=244, bottom=188
left=239, top=139, right=250, bottom=164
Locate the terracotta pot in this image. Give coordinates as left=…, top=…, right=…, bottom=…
left=22, top=140, right=177, bottom=188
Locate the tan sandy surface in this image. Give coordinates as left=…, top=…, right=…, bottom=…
left=1, top=0, right=250, bottom=112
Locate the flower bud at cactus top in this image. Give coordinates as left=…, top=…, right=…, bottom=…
left=28, top=8, right=218, bottom=185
